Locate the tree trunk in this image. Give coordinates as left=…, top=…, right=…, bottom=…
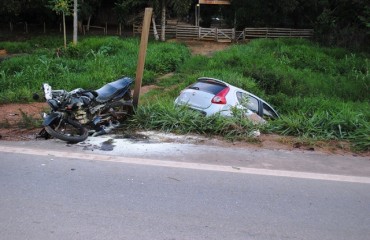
left=73, top=0, right=78, bottom=45
left=152, top=17, right=159, bottom=40
left=78, top=21, right=83, bottom=32
left=78, top=0, right=83, bottom=32
left=87, top=15, right=91, bottom=32
left=160, top=0, right=166, bottom=42
left=63, top=12, right=67, bottom=49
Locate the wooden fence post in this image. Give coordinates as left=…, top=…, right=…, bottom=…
left=133, top=8, right=153, bottom=108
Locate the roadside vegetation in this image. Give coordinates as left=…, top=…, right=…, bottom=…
left=0, top=36, right=190, bottom=103
left=136, top=39, right=370, bottom=152
left=0, top=36, right=368, bottom=151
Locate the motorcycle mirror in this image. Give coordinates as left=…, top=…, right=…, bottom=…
left=32, top=93, right=40, bottom=100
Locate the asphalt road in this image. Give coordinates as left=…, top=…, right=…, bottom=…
left=1, top=144, right=370, bottom=240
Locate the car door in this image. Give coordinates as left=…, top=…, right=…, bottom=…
left=261, top=101, right=279, bottom=119
left=236, top=92, right=260, bottom=114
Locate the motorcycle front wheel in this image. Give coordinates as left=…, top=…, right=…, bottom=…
left=45, top=118, right=88, bottom=143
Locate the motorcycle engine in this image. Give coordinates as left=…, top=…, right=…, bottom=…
left=74, top=107, right=89, bottom=124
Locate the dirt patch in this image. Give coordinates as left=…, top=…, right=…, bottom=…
left=0, top=102, right=47, bottom=141
left=0, top=49, right=7, bottom=56
left=0, top=102, right=47, bottom=125
left=176, top=40, right=230, bottom=56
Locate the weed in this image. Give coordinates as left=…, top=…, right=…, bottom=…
left=0, top=119, right=11, bottom=128
left=17, top=109, right=42, bottom=129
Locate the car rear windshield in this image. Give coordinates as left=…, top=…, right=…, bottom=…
left=188, top=80, right=227, bottom=95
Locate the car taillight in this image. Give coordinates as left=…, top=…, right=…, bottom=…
left=211, top=87, right=230, bottom=104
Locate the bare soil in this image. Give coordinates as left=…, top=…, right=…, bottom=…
left=0, top=41, right=367, bottom=156
left=0, top=102, right=47, bottom=141
left=178, top=40, right=231, bottom=56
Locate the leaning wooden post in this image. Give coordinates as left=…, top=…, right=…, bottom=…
left=133, top=8, right=153, bottom=109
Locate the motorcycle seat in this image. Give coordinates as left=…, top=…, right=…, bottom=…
left=95, top=77, right=133, bottom=103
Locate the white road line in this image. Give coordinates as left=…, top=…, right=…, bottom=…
left=1, top=145, right=370, bottom=184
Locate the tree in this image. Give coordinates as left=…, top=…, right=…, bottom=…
left=0, top=0, right=49, bottom=29
left=115, top=0, right=192, bottom=41
left=73, top=0, right=78, bottom=45
left=159, top=0, right=192, bottom=41
left=0, top=0, right=25, bottom=19
left=48, top=0, right=73, bottom=48
left=160, top=0, right=166, bottom=41
left=79, top=0, right=102, bottom=32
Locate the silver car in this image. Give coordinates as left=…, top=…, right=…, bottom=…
left=175, top=77, right=279, bottom=120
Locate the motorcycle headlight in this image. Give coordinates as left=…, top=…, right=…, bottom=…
left=47, top=99, right=59, bottom=111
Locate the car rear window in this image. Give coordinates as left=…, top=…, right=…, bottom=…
left=188, top=80, right=227, bottom=95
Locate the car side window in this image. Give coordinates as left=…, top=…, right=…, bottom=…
left=237, top=92, right=259, bottom=113
left=262, top=102, right=278, bottom=119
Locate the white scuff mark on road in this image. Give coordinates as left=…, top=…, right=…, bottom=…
left=1, top=145, right=370, bottom=184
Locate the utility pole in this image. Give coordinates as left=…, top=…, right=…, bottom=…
left=133, top=8, right=153, bottom=108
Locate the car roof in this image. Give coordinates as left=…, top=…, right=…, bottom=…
left=197, top=77, right=230, bottom=87
left=197, top=77, right=258, bottom=97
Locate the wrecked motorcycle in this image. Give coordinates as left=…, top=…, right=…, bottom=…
left=36, top=77, right=133, bottom=143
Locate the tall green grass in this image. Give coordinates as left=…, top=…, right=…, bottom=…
left=1, top=36, right=369, bottom=151
left=0, top=35, right=66, bottom=53
left=131, top=100, right=260, bottom=141
left=137, top=38, right=369, bottom=151
left=207, top=39, right=369, bottom=101
left=0, top=36, right=190, bottom=103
